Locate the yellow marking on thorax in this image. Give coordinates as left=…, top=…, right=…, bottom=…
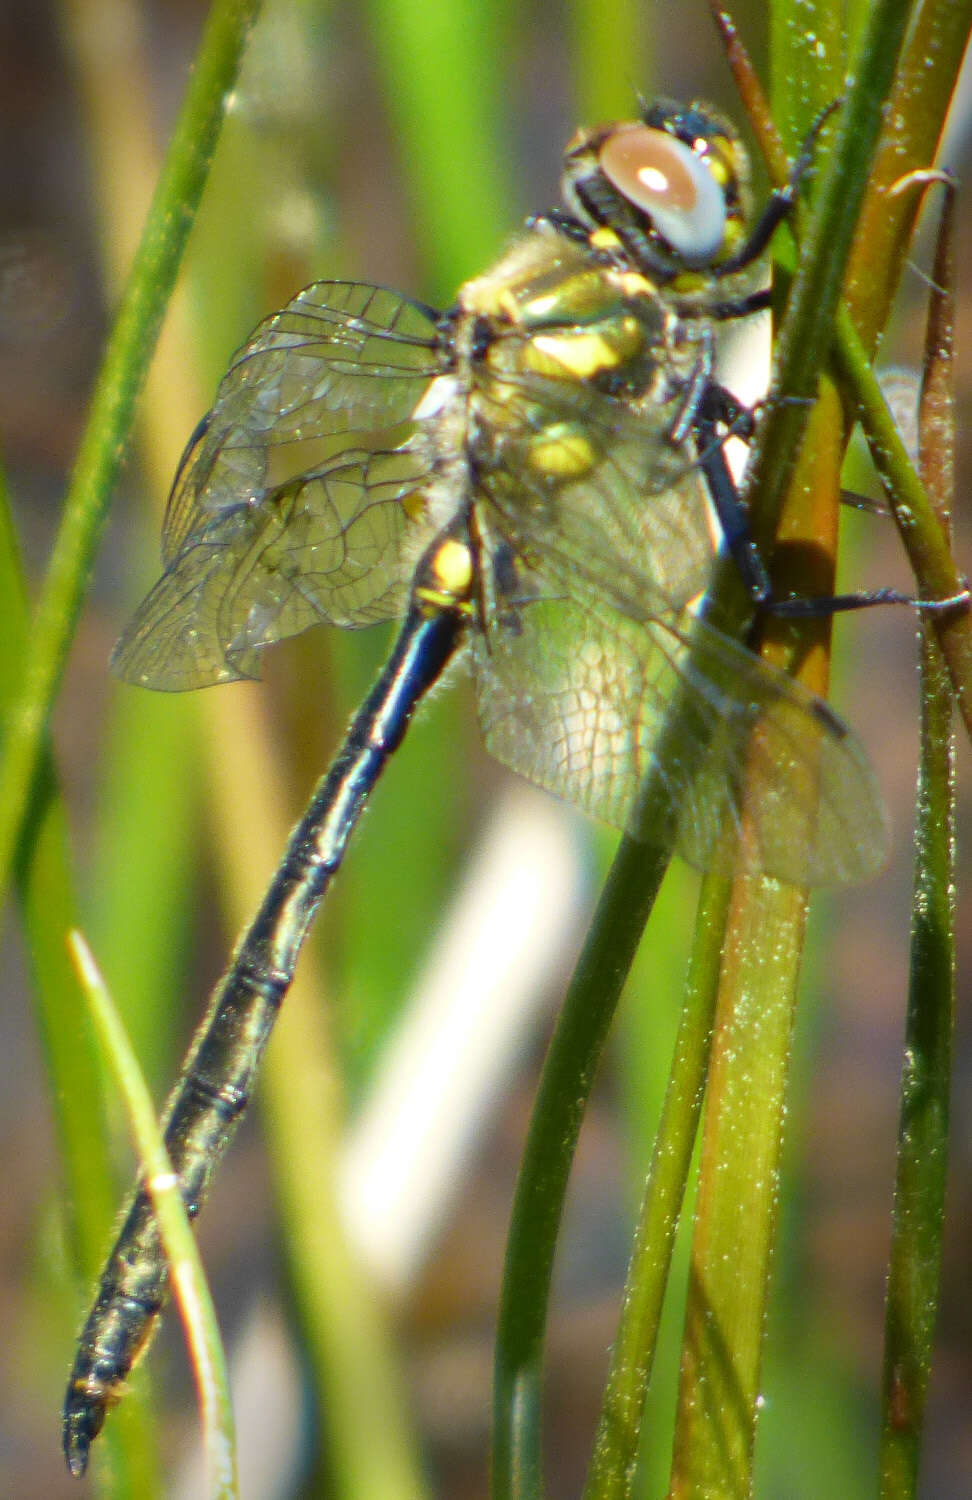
left=527, top=320, right=640, bottom=380
left=526, top=424, right=597, bottom=478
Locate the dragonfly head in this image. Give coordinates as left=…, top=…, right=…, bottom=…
left=561, top=99, right=752, bottom=283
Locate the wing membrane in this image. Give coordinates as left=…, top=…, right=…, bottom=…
left=473, top=361, right=718, bottom=613
left=115, top=282, right=445, bottom=689
left=474, top=587, right=888, bottom=887
left=467, top=352, right=887, bottom=885
left=113, top=448, right=429, bottom=689
left=162, top=282, right=443, bottom=561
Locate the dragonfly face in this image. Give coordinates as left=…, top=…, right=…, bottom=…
left=113, top=97, right=887, bottom=885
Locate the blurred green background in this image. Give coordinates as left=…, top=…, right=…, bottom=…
left=1, top=0, right=971, bottom=1495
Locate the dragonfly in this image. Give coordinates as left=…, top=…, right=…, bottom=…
left=63, top=98, right=888, bottom=1475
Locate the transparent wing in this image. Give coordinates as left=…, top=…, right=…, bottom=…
left=114, top=282, right=444, bottom=690
left=113, top=447, right=430, bottom=690
left=470, top=344, right=888, bottom=884
left=473, top=586, right=889, bottom=887
left=161, top=281, right=443, bottom=562
left=472, top=351, right=719, bottom=614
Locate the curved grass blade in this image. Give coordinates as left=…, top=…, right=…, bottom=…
left=729, top=0, right=972, bottom=731
left=665, top=4, right=969, bottom=1496
left=67, top=931, right=238, bottom=1497
left=667, top=379, right=843, bottom=1500
left=493, top=5, right=917, bottom=1488
left=833, top=309, right=972, bottom=743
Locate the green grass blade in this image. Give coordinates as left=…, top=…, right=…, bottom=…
left=67, top=932, right=239, bottom=1499
left=878, top=174, right=957, bottom=1500
left=832, top=310, right=972, bottom=741
left=842, top=0, right=972, bottom=348
left=493, top=836, right=672, bottom=1500
left=0, top=463, right=113, bottom=1278
left=491, top=12, right=915, bottom=1473
left=670, top=876, right=810, bottom=1498
left=739, top=1, right=972, bottom=733
left=745, top=0, right=916, bottom=550
left=567, top=0, right=651, bottom=125
left=667, top=382, right=847, bottom=1500
left=662, top=6, right=970, bottom=1494
left=660, top=12, right=839, bottom=1485
left=583, top=872, right=732, bottom=1500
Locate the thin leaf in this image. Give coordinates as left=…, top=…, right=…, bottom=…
left=743, top=0, right=917, bottom=550
left=879, top=173, right=957, bottom=1500
left=668, top=4, right=918, bottom=1491
left=833, top=309, right=972, bottom=742
left=668, top=380, right=844, bottom=1498
left=493, top=836, right=672, bottom=1500
left=67, top=932, right=239, bottom=1498
left=583, top=872, right=731, bottom=1500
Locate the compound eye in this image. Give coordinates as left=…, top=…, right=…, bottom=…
left=598, top=124, right=727, bottom=266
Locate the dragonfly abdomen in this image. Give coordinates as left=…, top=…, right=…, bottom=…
left=63, top=591, right=468, bottom=1477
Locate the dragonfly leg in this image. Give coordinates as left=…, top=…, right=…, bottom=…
left=766, top=583, right=971, bottom=618
left=689, top=382, right=970, bottom=622
left=691, top=380, right=772, bottom=603
left=715, top=99, right=841, bottom=277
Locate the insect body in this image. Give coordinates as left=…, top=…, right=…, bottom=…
left=63, top=99, right=887, bottom=1475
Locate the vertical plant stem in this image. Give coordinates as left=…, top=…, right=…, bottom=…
left=833, top=310, right=972, bottom=741
left=665, top=1, right=852, bottom=1484
left=493, top=838, right=671, bottom=1500
left=0, top=457, right=162, bottom=1496
left=365, top=0, right=511, bottom=292
left=670, top=879, right=808, bottom=1500
left=843, top=0, right=972, bottom=344
left=583, top=872, right=732, bottom=1500
left=878, top=177, right=957, bottom=1500
left=745, top=0, right=916, bottom=548
left=0, top=467, right=113, bottom=1272
left=667, top=372, right=844, bottom=1499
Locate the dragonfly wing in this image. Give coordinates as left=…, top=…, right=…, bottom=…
left=473, top=587, right=889, bottom=887
left=115, top=283, right=444, bottom=690
left=474, top=357, right=719, bottom=613
left=162, top=282, right=443, bottom=562
left=113, top=447, right=430, bottom=689
left=471, top=349, right=886, bottom=884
